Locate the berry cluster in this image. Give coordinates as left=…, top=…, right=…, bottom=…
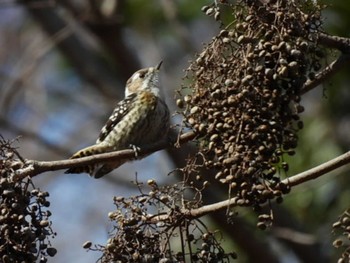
left=88, top=180, right=235, bottom=262
left=333, top=209, right=350, bottom=263
left=177, top=0, right=324, bottom=211
left=0, top=138, right=56, bottom=263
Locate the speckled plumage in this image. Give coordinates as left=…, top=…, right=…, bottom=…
left=65, top=63, right=170, bottom=178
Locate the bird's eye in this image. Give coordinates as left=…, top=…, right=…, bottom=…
left=138, top=72, right=146, bottom=78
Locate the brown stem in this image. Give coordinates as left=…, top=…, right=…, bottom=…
left=301, top=54, right=350, bottom=94
left=281, top=150, right=350, bottom=187
left=300, top=33, right=350, bottom=94
left=147, top=150, right=350, bottom=222
left=318, top=32, right=350, bottom=53
left=14, top=131, right=196, bottom=180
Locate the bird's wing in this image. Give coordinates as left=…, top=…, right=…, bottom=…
left=96, top=93, right=137, bottom=144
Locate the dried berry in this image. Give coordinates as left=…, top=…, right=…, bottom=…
left=177, top=0, right=324, bottom=215
left=0, top=138, right=56, bottom=262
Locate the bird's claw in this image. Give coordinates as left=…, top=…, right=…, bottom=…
left=129, top=144, right=141, bottom=158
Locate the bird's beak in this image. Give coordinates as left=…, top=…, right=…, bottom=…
left=156, top=61, right=163, bottom=70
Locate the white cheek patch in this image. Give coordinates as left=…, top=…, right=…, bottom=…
left=132, top=73, right=140, bottom=81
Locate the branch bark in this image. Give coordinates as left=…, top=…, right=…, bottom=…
left=301, top=53, right=350, bottom=94
left=318, top=32, right=350, bottom=53
left=146, top=150, right=350, bottom=222
left=14, top=131, right=196, bottom=180
left=16, top=128, right=350, bottom=222
left=300, top=33, right=350, bottom=94
left=281, top=150, right=350, bottom=187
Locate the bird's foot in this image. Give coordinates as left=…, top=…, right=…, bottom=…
left=129, top=144, right=141, bottom=158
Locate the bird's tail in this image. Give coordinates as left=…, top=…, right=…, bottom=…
left=65, top=144, right=112, bottom=176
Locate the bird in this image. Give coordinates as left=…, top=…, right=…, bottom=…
left=65, top=62, right=170, bottom=178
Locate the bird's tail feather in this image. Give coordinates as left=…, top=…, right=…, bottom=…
left=65, top=144, right=111, bottom=175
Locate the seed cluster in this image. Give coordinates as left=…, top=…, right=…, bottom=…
left=0, top=138, right=56, bottom=263
left=333, top=209, right=350, bottom=263
left=90, top=180, right=235, bottom=262
left=177, top=0, right=324, bottom=210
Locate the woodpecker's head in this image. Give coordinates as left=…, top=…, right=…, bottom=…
left=125, top=61, right=162, bottom=97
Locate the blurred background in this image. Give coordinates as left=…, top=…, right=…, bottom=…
left=0, top=0, right=349, bottom=262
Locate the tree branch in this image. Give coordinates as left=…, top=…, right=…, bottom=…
left=301, top=53, right=350, bottom=94
left=281, top=150, right=350, bottom=187
left=318, top=32, right=350, bottom=53
left=14, top=131, right=196, bottom=180
left=14, top=125, right=350, bottom=221
left=300, top=33, right=350, bottom=94
left=147, top=150, right=350, bottom=223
